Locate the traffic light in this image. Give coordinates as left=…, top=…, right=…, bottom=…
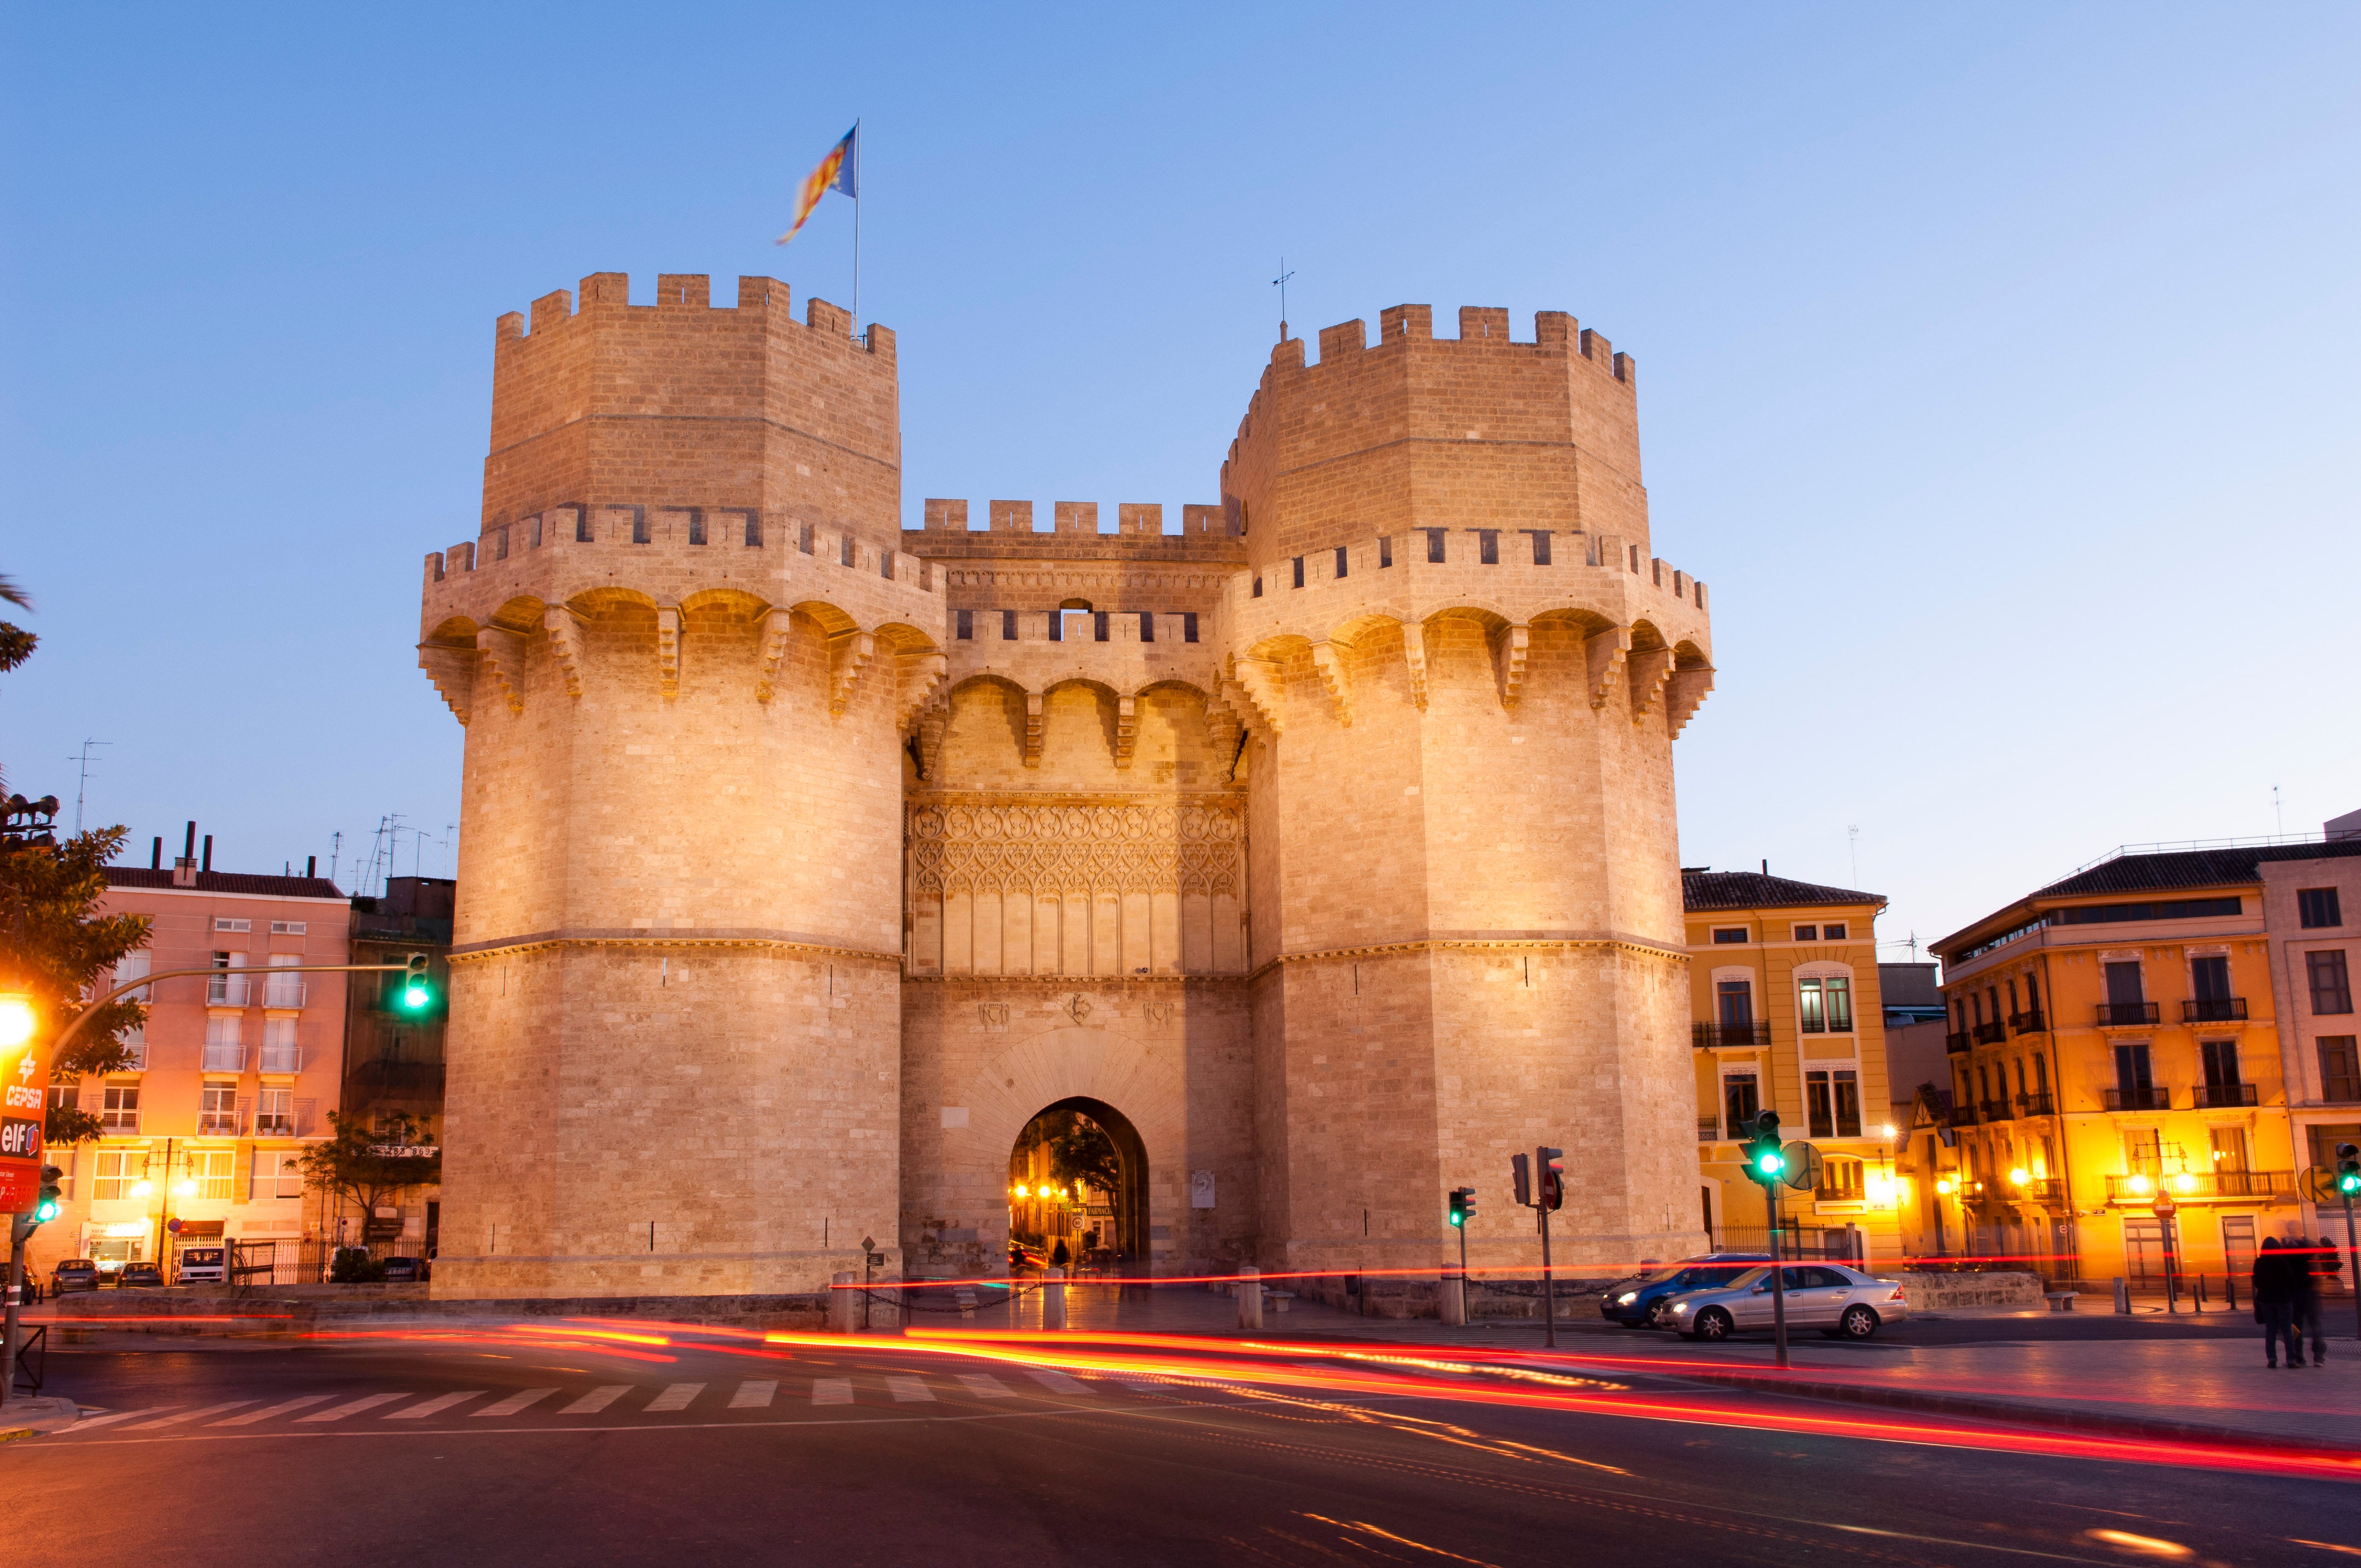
left=1537, top=1147, right=1565, bottom=1212
left=1511, top=1153, right=1532, bottom=1208
left=1744, top=1112, right=1786, bottom=1184
left=34, top=1164, right=62, bottom=1224
left=2338, top=1142, right=2360, bottom=1197
left=1448, top=1186, right=1476, bottom=1227
left=396, top=953, right=432, bottom=1013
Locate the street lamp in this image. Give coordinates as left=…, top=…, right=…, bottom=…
left=0, top=993, right=34, bottom=1050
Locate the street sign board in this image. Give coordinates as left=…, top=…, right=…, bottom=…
left=0, top=1014, right=52, bottom=1212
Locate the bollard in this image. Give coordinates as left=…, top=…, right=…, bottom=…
left=2113, top=1276, right=2131, bottom=1314
left=1043, top=1265, right=1068, bottom=1331
left=1238, top=1266, right=1263, bottom=1331
left=2226, top=1272, right=2238, bottom=1311
left=956, top=1286, right=977, bottom=1321
left=1439, top=1271, right=1467, bottom=1326
left=829, top=1271, right=858, bottom=1334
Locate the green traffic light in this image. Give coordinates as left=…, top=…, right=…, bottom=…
left=34, top=1195, right=61, bottom=1222
left=2341, top=1172, right=2361, bottom=1195
left=1757, top=1151, right=1785, bottom=1175
left=400, top=979, right=430, bottom=1010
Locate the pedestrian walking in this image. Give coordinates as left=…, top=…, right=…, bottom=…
left=2296, top=1237, right=2334, bottom=1366
left=2254, top=1238, right=2300, bottom=1368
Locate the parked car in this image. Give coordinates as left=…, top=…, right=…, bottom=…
left=1598, top=1252, right=1775, bottom=1327
left=1662, top=1264, right=1910, bottom=1341
left=379, top=1256, right=431, bottom=1283
left=1008, top=1243, right=1046, bottom=1273
left=176, top=1246, right=226, bottom=1284
left=116, top=1262, right=167, bottom=1289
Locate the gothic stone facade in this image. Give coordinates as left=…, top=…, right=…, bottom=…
left=415, top=274, right=1717, bottom=1299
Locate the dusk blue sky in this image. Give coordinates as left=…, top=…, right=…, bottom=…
left=4, top=4, right=2356, bottom=952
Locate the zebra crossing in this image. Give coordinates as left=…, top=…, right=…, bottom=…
left=60, top=1365, right=1152, bottom=1436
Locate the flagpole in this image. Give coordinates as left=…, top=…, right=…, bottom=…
left=852, top=118, right=862, bottom=337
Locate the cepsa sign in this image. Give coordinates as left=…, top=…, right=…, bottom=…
left=0, top=1015, right=50, bottom=1213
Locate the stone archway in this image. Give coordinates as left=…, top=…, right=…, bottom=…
left=1009, top=1097, right=1149, bottom=1263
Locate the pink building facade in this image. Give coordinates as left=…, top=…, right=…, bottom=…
left=28, top=865, right=350, bottom=1283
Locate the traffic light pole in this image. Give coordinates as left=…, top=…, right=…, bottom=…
left=2345, top=1193, right=2359, bottom=1342
left=1538, top=1196, right=1555, bottom=1349
left=1, top=1214, right=30, bottom=1407
left=1768, top=1181, right=1789, bottom=1369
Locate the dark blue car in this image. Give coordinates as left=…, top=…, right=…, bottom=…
left=1598, top=1252, right=1775, bottom=1326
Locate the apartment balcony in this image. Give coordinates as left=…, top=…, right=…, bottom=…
left=197, top=1112, right=242, bottom=1136
left=2016, top=1091, right=2057, bottom=1117
left=116, top=1042, right=146, bottom=1072
left=2107, top=1170, right=2294, bottom=1202
left=2182, top=997, right=2248, bottom=1024
left=261, top=981, right=307, bottom=1010
left=1972, top=1020, right=2007, bottom=1046
left=99, top=1111, right=140, bottom=1134
left=205, top=974, right=250, bottom=1007
left=1692, top=1021, right=1772, bottom=1048
left=1945, top=1104, right=1980, bottom=1128
left=1946, top=1031, right=1972, bottom=1055
left=2104, top=1085, right=2172, bottom=1112
left=1698, top=1118, right=1721, bottom=1141
left=258, top=1046, right=304, bottom=1075
left=252, top=1114, right=296, bottom=1137
left=2194, top=1082, right=2259, bottom=1109
left=1978, top=1098, right=2012, bottom=1121
left=2096, top=1001, right=2160, bottom=1027
left=200, top=1044, right=246, bottom=1072
left=2003, top=1176, right=2063, bottom=1206
left=2009, top=1009, right=2048, bottom=1035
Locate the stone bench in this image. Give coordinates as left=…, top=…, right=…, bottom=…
left=2044, top=1291, right=2079, bottom=1313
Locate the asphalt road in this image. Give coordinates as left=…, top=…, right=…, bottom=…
left=8, top=1329, right=2355, bottom=1567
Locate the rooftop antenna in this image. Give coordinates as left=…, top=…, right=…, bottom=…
left=66, top=738, right=109, bottom=835
left=2274, top=785, right=2284, bottom=835
left=329, top=829, right=342, bottom=888
left=1848, top=824, right=1860, bottom=885
left=443, top=822, right=458, bottom=878
left=1272, top=257, right=1296, bottom=341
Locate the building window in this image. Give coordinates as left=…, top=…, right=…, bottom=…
left=1711, top=927, right=1748, bottom=945
left=213, top=917, right=251, bottom=933
left=1379, top=536, right=1393, bottom=568
left=1291, top=556, right=1305, bottom=589
left=1424, top=529, right=1447, bottom=563
left=200, top=1081, right=238, bottom=1135
left=2200, top=1038, right=2241, bottom=1088
left=94, top=1148, right=141, bottom=1201
left=2123, top=1128, right=2162, bottom=1175
left=1716, top=979, right=1753, bottom=1028
left=1138, top=612, right=1154, bottom=643
left=1092, top=611, right=1109, bottom=642
left=1807, top=1071, right=1836, bottom=1139
left=1723, top=1074, right=1760, bottom=1132
left=2113, top=1043, right=2156, bottom=1108
left=2191, top=955, right=2231, bottom=1001
left=2026, top=973, right=2041, bottom=1012
left=798, top=521, right=815, bottom=554
left=1817, top=1156, right=1865, bottom=1201
left=2318, top=1037, right=2361, bottom=1102
left=839, top=535, right=856, bottom=567
left=744, top=514, right=763, bottom=547
left=1048, top=611, right=1062, bottom=643
left=1253, top=578, right=1263, bottom=598
left=193, top=1147, right=235, bottom=1201
left=2210, top=1125, right=2249, bottom=1174
left=1001, top=610, right=1017, bottom=640
left=203, top=1014, right=243, bottom=1072
left=2308, top=950, right=2353, bottom=1015
left=1793, top=925, right=1818, bottom=941
left=268, top=920, right=306, bottom=935
left=1334, top=546, right=1348, bottom=580
left=260, top=1017, right=300, bottom=1074
left=256, top=1087, right=294, bottom=1139
left=2299, top=888, right=2343, bottom=929
left=687, top=513, right=706, bottom=546
left=1183, top=613, right=1199, bottom=644
left=956, top=609, right=973, bottom=641
left=1476, top=530, right=1498, bottom=565
left=101, top=1083, right=139, bottom=1133
left=1798, top=976, right=1852, bottom=1033
left=1529, top=530, right=1552, bottom=566
left=272, top=1147, right=306, bottom=1199
left=2104, top=961, right=2144, bottom=1006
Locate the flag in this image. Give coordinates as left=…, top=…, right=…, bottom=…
left=777, top=125, right=858, bottom=246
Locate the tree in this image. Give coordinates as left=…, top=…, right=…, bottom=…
left=0, top=816, right=149, bottom=1149
left=298, top=1110, right=443, bottom=1222
left=0, top=574, right=33, bottom=682
left=1011, top=1109, right=1124, bottom=1196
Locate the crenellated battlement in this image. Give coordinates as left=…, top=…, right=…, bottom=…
left=906, top=499, right=1239, bottom=562
left=494, top=272, right=893, bottom=359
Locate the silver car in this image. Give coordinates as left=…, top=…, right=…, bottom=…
left=1662, top=1264, right=1910, bottom=1341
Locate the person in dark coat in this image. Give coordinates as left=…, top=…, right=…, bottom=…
left=2295, top=1237, right=2332, bottom=1366
left=2253, top=1238, right=2300, bottom=1368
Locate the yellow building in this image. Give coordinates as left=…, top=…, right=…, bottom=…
left=1683, top=870, right=1905, bottom=1259
left=1928, top=841, right=2361, bottom=1288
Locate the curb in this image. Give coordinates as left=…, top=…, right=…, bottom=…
left=1675, top=1368, right=2361, bottom=1457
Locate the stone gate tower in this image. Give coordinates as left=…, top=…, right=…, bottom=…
left=418, top=276, right=1715, bottom=1302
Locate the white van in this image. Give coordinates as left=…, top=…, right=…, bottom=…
left=177, top=1246, right=226, bottom=1284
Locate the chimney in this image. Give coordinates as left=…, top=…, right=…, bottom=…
left=150, top=836, right=162, bottom=870
left=173, top=820, right=198, bottom=887
left=202, top=835, right=213, bottom=873
left=306, top=855, right=317, bottom=879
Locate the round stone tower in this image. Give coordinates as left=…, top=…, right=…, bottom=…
left=416, top=274, right=946, bottom=1298
left=1215, top=306, right=1716, bottom=1278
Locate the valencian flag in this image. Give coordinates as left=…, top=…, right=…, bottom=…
left=778, top=124, right=858, bottom=246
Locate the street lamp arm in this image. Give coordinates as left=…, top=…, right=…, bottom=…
left=45, top=962, right=414, bottom=1058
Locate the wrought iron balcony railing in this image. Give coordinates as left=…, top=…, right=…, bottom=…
left=2183, top=997, right=2247, bottom=1023
left=1693, top=1021, right=1772, bottom=1048
left=2106, top=1170, right=2293, bottom=1201
left=1978, top=1098, right=2012, bottom=1121
left=2016, top=1091, right=2056, bottom=1117
left=2105, top=1085, right=2172, bottom=1112
left=2009, top=1009, right=2048, bottom=1035
left=1972, top=1021, right=2008, bottom=1045
left=2097, top=1002, right=2160, bottom=1026
left=200, top=1044, right=246, bottom=1073
left=2194, top=1082, right=2258, bottom=1108
left=1946, top=1031, right=1972, bottom=1055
